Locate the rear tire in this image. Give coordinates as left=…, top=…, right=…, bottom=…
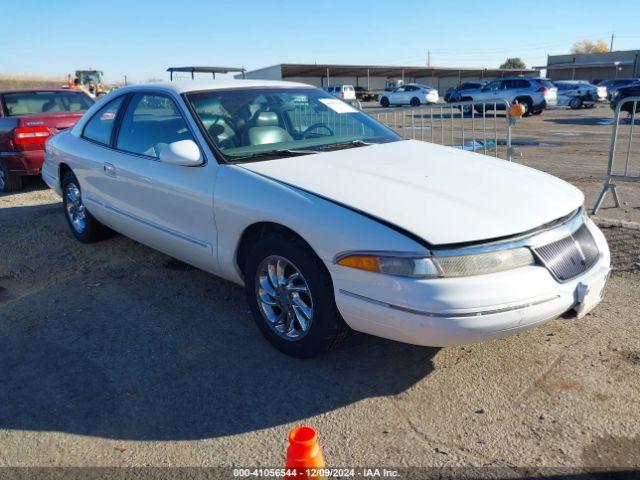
left=410, top=97, right=421, bottom=107
left=569, top=97, right=583, bottom=110
left=61, top=171, right=109, bottom=243
left=380, top=97, right=390, bottom=108
left=0, top=162, right=23, bottom=193
left=243, top=233, right=349, bottom=358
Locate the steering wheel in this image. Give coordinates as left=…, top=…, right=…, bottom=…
left=303, top=123, right=334, bottom=139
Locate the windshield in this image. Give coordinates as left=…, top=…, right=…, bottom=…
left=79, top=72, right=101, bottom=84
left=2, top=91, right=94, bottom=116
left=186, top=87, right=401, bottom=162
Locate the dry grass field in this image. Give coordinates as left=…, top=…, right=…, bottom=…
left=0, top=74, right=66, bottom=90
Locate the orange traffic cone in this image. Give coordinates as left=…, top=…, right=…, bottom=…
left=285, top=426, right=325, bottom=479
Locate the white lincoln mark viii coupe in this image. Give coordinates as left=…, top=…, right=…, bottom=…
left=43, top=80, right=611, bottom=357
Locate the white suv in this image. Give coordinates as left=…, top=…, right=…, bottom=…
left=326, top=85, right=356, bottom=101
left=462, top=77, right=557, bottom=116
left=379, top=84, right=439, bottom=107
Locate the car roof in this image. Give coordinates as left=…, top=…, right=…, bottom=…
left=116, top=79, right=316, bottom=95
left=0, top=88, right=76, bottom=94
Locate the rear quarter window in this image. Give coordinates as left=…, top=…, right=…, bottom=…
left=82, top=95, right=125, bottom=146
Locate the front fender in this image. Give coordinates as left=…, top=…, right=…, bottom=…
left=213, top=164, right=426, bottom=285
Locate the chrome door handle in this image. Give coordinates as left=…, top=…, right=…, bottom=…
left=103, top=163, right=116, bottom=177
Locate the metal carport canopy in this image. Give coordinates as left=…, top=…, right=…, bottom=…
left=278, top=63, right=538, bottom=80
left=167, top=66, right=247, bottom=80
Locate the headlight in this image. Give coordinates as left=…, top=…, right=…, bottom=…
left=433, top=248, right=534, bottom=277
left=336, top=247, right=534, bottom=278
left=336, top=254, right=440, bottom=278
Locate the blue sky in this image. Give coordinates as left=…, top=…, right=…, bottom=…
left=2, top=0, right=640, bottom=83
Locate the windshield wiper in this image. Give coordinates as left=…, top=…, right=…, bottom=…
left=317, top=139, right=375, bottom=151
left=230, top=148, right=318, bottom=162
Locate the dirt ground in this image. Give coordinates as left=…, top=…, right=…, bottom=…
left=0, top=105, right=639, bottom=476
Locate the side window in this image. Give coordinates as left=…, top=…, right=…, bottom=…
left=116, top=93, right=194, bottom=158
left=395, top=86, right=406, bottom=93
left=486, top=81, right=501, bottom=91
left=82, top=95, right=125, bottom=145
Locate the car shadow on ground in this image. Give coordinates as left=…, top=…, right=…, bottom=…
left=544, top=116, right=640, bottom=127
left=0, top=202, right=437, bottom=441
left=0, top=176, right=49, bottom=198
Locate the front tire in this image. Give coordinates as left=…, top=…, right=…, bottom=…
left=518, top=98, right=533, bottom=117
left=62, top=171, right=109, bottom=243
left=0, top=162, right=23, bottom=193
left=244, top=233, right=348, bottom=358
left=410, top=97, right=421, bottom=107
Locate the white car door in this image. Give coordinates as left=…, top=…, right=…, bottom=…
left=556, top=84, right=575, bottom=106
left=474, top=80, right=501, bottom=102
left=389, top=86, right=408, bottom=105
left=96, top=92, right=219, bottom=272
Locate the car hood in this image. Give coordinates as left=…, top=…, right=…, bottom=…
left=238, top=140, right=584, bottom=246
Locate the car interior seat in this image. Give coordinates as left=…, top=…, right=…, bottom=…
left=193, top=98, right=238, bottom=148
left=7, top=104, right=28, bottom=115
left=243, top=111, right=293, bottom=146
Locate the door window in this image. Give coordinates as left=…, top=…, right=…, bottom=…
left=485, top=80, right=502, bottom=91
left=116, top=94, right=194, bottom=158
left=82, top=95, right=125, bottom=145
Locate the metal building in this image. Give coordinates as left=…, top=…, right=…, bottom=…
left=241, top=63, right=540, bottom=94
left=543, top=50, right=640, bottom=82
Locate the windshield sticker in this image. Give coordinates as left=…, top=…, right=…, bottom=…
left=319, top=98, right=358, bottom=113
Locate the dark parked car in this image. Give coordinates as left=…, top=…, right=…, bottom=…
left=0, top=89, right=94, bottom=192
left=610, top=82, right=640, bottom=115
left=444, top=82, right=487, bottom=102
left=354, top=86, right=378, bottom=102
left=598, top=79, right=639, bottom=101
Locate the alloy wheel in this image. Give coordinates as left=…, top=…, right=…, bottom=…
left=255, top=255, right=313, bottom=341
left=64, top=182, right=87, bottom=233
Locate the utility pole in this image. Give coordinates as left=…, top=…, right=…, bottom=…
left=123, top=74, right=128, bottom=86
left=427, top=50, right=431, bottom=67
left=610, top=32, right=615, bottom=52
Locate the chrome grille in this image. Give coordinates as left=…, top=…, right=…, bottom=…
left=534, top=224, right=599, bottom=282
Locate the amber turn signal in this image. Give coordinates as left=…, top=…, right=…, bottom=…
left=337, top=255, right=381, bottom=273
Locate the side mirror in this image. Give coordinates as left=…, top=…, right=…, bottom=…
left=159, top=140, right=203, bottom=167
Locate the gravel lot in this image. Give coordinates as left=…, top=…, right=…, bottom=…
left=0, top=105, right=639, bottom=475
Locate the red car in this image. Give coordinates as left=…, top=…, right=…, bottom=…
left=0, top=89, right=94, bottom=192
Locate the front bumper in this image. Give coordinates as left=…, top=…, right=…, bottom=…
left=331, top=217, right=610, bottom=347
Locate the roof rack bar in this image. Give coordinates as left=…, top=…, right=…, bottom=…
left=166, top=66, right=247, bottom=80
